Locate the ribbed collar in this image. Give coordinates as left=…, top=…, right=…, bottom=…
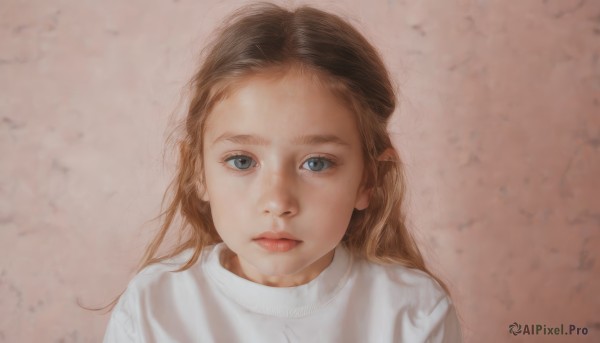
left=203, top=243, right=352, bottom=318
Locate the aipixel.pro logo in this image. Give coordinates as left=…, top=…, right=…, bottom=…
left=509, top=322, right=589, bottom=336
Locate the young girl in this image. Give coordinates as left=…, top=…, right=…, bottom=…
left=104, top=3, right=462, bottom=342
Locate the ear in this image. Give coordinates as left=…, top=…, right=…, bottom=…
left=354, top=164, right=372, bottom=211
left=354, top=148, right=396, bottom=211
left=377, top=147, right=396, bottom=163
left=197, top=178, right=210, bottom=202
left=354, top=184, right=370, bottom=211
left=200, top=189, right=210, bottom=202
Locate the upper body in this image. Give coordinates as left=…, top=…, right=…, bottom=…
left=104, top=243, right=462, bottom=343
left=104, top=4, right=463, bottom=342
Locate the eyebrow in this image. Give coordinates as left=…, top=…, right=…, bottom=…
left=212, top=133, right=350, bottom=147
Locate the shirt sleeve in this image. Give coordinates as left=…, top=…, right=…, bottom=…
left=103, top=290, right=139, bottom=343
left=424, top=296, right=463, bottom=343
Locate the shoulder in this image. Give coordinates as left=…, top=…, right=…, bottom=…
left=115, top=245, right=217, bottom=312
left=104, top=247, right=216, bottom=341
left=353, top=258, right=452, bottom=312
left=126, top=246, right=213, bottom=294
left=350, top=259, right=463, bottom=341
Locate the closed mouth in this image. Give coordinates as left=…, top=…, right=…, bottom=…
left=253, top=231, right=301, bottom=241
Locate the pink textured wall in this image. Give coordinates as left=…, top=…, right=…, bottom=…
left=1, top=0, right=599, bottom=342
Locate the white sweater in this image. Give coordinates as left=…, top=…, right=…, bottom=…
left=104, top=243, right=463, bottom=342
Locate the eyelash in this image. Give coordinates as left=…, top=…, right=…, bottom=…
left=222, top=153, right=337, bottom=173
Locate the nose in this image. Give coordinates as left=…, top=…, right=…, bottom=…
left=258, top=169, right=299, bottom=218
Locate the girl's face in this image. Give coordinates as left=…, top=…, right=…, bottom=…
left=202, top=69, right=370, bottom=287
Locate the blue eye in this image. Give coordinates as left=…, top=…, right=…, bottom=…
left=302, top=157, right=332, bottom=172
left=225, top=155, right=256, bottom=170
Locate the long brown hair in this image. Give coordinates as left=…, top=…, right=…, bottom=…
left=106, top=2, right=451, bottom=310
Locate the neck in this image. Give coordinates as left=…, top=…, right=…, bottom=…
left=224, top=250, right=335, bottom=287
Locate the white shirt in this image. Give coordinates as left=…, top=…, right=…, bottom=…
left=104, top=243, right=462, bottom=342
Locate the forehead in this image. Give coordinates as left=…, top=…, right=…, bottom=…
left=203, top=69, right=361, bottom=147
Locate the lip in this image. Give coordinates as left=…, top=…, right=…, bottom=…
left=253, top=231, right=301, bottom=241
left=253, top=231, right=302, bottom=252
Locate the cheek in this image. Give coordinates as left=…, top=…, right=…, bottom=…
left=302, top=181, right=358, bottom=226
left=203, top=168, right=250, bottom=228
left=204, top=160, right=244, bottom=201
left=313, top=168, right=364, bottom=207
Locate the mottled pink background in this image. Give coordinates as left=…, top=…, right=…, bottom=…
left=1, top=0, right=599, bottom=342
